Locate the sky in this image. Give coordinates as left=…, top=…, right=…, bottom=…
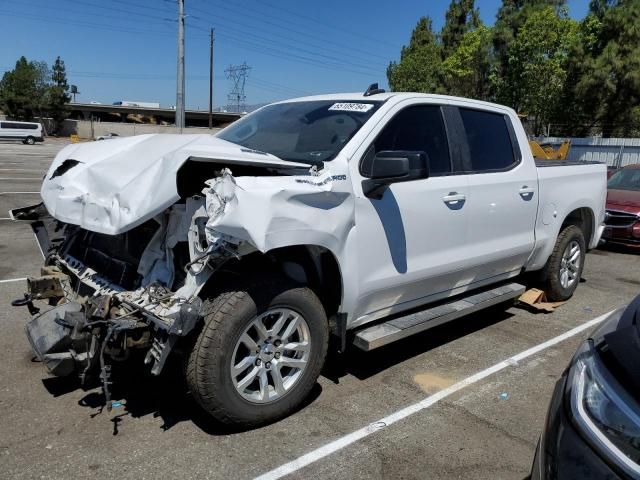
left=0, top=0, right=591, bottom=110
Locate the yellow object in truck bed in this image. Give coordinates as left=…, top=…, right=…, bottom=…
left=529, top=140, right=571, bottom=160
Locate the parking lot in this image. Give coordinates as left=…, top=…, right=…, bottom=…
left=0, top=139, right=638, bottom=480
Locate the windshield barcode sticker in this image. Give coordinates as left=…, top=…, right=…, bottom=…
left=328, top=103, right=374, bottom=113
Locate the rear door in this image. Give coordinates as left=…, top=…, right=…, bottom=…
left=454, top=107, right=538, bottom=281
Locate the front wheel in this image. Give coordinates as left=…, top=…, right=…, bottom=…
left=186, top=279, right=328, bottom=427
left=540, top=225, right=586, bottom=301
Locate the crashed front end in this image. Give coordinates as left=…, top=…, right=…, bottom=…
left=10, top=134, right=342, bottom=407
left=11, top=177, right=243, bottom=404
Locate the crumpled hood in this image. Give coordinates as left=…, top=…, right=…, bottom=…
left=41, top=134, right=310, bottom=234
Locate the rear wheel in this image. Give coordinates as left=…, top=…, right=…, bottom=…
left=186, top=278, right=328, bottom=427
left=24, top=136, right=35, bottom=145
left=540, top=225, right=586, bottom=301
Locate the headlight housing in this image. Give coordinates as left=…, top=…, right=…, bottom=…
left=568, top=341, right=640, bottom=477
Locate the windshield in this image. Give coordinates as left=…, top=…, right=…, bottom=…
left=608, top=168, right=640, bottom=191
left=217, top=100, right=382, bottom=164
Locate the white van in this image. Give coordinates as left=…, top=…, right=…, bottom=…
left=0, top=121, right=44, bottom=145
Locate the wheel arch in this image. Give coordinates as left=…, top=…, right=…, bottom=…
left=560, top=206, right=595, bottom=249
left=525, top=205, right=596, bottom=272
left=199, top=244, right=344, bottom=322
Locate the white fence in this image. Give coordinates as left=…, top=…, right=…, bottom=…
left=536, top=137, right=640, bottom=167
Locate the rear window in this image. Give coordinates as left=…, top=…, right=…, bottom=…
left=460, top=109, right=516, bottom=172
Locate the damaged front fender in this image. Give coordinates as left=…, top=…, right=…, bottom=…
left=203, top=168, right=353, bottom=254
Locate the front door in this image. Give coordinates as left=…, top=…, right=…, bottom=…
left=349, top=102, right=472, bottom=325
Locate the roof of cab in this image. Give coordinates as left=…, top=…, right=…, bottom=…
left=275, top=92, right=515, bottom=114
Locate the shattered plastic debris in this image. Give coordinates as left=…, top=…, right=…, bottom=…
left=499, top=392, right=509, bottom=400
left=371, top=421, right=387, bottom=429
left=111, top=401, right=123, bottom=408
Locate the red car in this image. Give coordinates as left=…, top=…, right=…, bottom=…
left=603, top=164, right=640, bottom=248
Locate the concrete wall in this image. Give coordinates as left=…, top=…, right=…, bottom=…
left=59, top=119, right=220, bottom=138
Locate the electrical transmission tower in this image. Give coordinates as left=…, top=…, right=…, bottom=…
left=225, top=63, right=251, bottom=113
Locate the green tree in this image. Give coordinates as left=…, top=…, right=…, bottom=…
left=387, top=17, right=443, bottom=93
left=505, top=7, right=578, bottom=134
left=570, top=0, right=640, bottom=136
left=441, top=0, right=481, bottom=58
left=441, top=24, right=493, bottom=99
left=492, top=0, right=566, bottom=104
left=0, top=56, right=46, bottom=120
left=48, top=56, right=71, bottom=130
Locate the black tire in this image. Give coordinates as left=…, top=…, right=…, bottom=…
left=24, top=136, right=35, bottom=145
left=539, top=225, right=586, bottom=301
left=186, top=278, right=328, bottom=427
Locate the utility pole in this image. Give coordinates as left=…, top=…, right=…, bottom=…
left=208, top=28, right=214, bottom=129
left=175, top=0, right=186, bottom=132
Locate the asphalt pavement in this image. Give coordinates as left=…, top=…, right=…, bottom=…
left=0, top=138, right=638, bottom=480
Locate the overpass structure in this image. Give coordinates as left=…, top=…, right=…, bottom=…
left=66, top=103, right=242, bottom=128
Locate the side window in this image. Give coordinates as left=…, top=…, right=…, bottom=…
left=372, top=105, right=451, bottom=176
left=459, top=108, right=516, bottom=171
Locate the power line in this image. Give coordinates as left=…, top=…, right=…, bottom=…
left=189, top=1, right=390, bottom=67
left=192, top=0, right=395, bottom=61
left=2, top=3, right=386, bottom=101
left=5, top=3, right=384, bottom=78
left=0, top=11, right=175, bottom=37
left=256, top=0, right=399, bottom=50
left=187, top=16, right=385, bottom=72
left=55, top=0, right=173, bottom=23
left=189, top=24, right=379, bottom=77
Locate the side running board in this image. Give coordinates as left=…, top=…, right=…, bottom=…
left=353, top=283, right=525, bottom=351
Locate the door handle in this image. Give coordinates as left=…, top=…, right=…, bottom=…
left=519, top=186, right=535, bottom=199
left=442, top=192, right=466, bottom=205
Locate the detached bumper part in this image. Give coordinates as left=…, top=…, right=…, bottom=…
left=25, top=302, right=83, bottom=377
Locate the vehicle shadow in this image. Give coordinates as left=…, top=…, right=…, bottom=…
left=40, top=304, right=513, bottom=436
left=323, top=304, right=515, bottom=382
left=41, top=357, right=322, bottom=436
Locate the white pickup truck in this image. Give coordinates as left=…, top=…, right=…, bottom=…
left=11, top=87, right=607, bottom=427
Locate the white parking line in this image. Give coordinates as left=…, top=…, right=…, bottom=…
left=0, top=277, right=26, bottom=284
left=0, top=192, right=39, bottom=195
left=254, top=310, right=614, bottom=480
left=0, top=178, right=41, bottom=181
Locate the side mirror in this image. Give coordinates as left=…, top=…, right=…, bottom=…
left=362, top=150, right=429, bottom=199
